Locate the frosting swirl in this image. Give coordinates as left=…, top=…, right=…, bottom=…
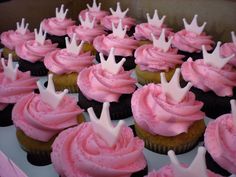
left=93, top=34, right=139, bottom=56
left=181, top=59, right=236, bottom=96
left=44, top=49, right=94, bottom=74
left=41, top=18, right=75, bottom=36
left=12, top=93, right=83, bottom=142
left=134, top=44, right=184, bottom=72
left=78, top=64, right=136, bottom=102
left=204, top=114, right=236, bottom=174
left=0, top=30, right=34, bottom=50
left=220, top=42, right=236, bottom=67
left=131, top=84, right=204, bottom=136
left=79, top=9, right=109, bottom=24
left=15, top=39, right=57, bottom=63
left=134, top=23, right=173, bottom=41
left=172, top=30, right=214, bottom=53
left=51, top=122, right=146, bottom=177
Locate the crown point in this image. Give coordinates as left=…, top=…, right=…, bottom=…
left=87, top=0, right=101, bottom=12
left=147, top=9, right=166, bottom=27
left=230, top=99, right=236, bottom=127
left=110, top=2, right=129, bottom=18
left=1, top=54, right=19, bottom=81
left=65, top=33, right=84, bottom=55
left=16, top=18, right=29, bottom=35
left=56, top=4, right=68, bottom=20
left=151, top=29, right=172, bottom=52
left=88, top=102, right=125, bottom=147
left=231, top=31, right=236, bottom=46
left=79, top=12, right=95, bottom=29
left=112, top=19, right=127, bottom=39
left=34, top=24, right=46, bottom=45
left=203, top=41, right=235, bottom=69
left=183, top=14, right=206, bottom=35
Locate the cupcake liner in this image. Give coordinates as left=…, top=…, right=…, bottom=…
left=18, top=59, right=48, bottom=76
left=95, top=52, right=136, bottom=71
left=134, top=120, right=205, bottom=154
left=46, top=34, right=67, bottom=48
left=82, top=42, right=96, bottom=55
left=78, top=90, right=133, bottom=120
left=0, top=104, right=14, bottom=127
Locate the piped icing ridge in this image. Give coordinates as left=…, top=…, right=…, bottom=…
left=78, top=64, right=136, bottom=102
left=131, top=83, right=204, bottom=136
left=51, top=122, right=146, bottom=177
left=12, top=93, right=83, bottom=142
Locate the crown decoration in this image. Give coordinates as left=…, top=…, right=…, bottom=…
left=168, top=147, right=208, bottom=177
left=230, top=99, right=236, bottom=127
left=1, top=54, right=19, bottom=81
left=147, top=9, right=166, bottom=27
left=16, top=18, right=29, bottom=35
left=100, top=47, right=126, bottom=75
left=110, top=2, right=129, bottom=18
left=55, top=4, right=68, bottom=20
left=87, top=0, right=101, bottom=12
left=65, top=33, right=84, bottom=55
left=37, top=74, right=68, bottom=109
left=88, top=102, right=125, bottom=147
left=183, top=14, right=206, bottom=35
left=161, top=68, right=192, bottom=103
left=151, top=29, right=173, bottom=52
left=79, top=12, right=95, bottom=29
left=231, top=31, right=236, bottom=46
left=112, top=19, right=127, bottom=39
left=34, top=24, right=46, bottom=45
left=203, top=41, right=235, bottom=69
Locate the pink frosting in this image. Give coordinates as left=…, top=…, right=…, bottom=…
left=44, top=49, right=94, bottom=74
left=12, top=93, right=83, bottom=142
left=101, top=15, right=136, bottom=31
left=0, top=103, right=8, bottom=111
left=204, top=114, right=236, bottom=174
left=131, top=84, right=204, bottom=136
left=67, top=25, right=106, bottom=43
left=0, top=30, right=34, bottom=50
left=78, top=64, right=136, bottom=102
left=0, top=71, right=37, bottom=104
left=134, top=23, right=173, bottom=41
left=15, top=39, right=57, bottom=63
left=51, top=122, right=146, bottom=177
left=93, top=34, right=139, bottom=56
left=79, top=9, right=110, bottom=24
left=220, top=42, right=236, bottom=67
left=172, top=29, right=214, bottom=53
left=134, top=44, right=184, bottom=72
left=41, top=18, right=75, bottom=36
left=181, top=59, right=236, bottom=96
left=145, top=165, right=222, bottom=177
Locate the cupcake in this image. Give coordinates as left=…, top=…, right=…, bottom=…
left=145, top=147, right=222, bottom=177
left=132, top=68, right=205, bottom=154
left=181, top=42, right=236, bottom=118
left=172, top=14, right=214, bottom=60
left=0, top=18, right=34, bottom=60
left=135, top=29, right=184, bottom=85
left=12, top=74, right=84, bottom=166
left=220, top=31, right=236, bottom=67
left=16, top=25, right=57, bottom=76
left=44, top=34, right=94, bottom=93
left=94, top=19, right=139, bottom=70
left=67, top=12, right=107, bottom=54
left=51, top=102, right=147, bottom=177
left=78, top=0, right=109, bottom=25
left=101, top=2, right=136, bottom=36
left=41, top=4, right=75, bottom=48
left=77, top=47, right=136, bottom=120
left=134, top=9, right=173, bottom=45
left=0, top=54, right=38, bottom=127
left=204, top=99, right=236, bottom=176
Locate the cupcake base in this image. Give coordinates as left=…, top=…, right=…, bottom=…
left=18, top=59, right=48, bottom=76
left=82, top=42, right=96, bottom=55
left=2, top=47, right=19, bottom=61
left=134, top=119, right=205, bottom=154
left=0, top=104, right=14, bottom=127
left=46, top=34, right=67, bottom=48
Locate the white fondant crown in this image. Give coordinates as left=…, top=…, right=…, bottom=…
left=110, top=2, right=129, bottom=18
left=34, top=24, right=46, bottom=45
left=161, top=68, right=192, bottom=103
left=230, top=99, right=236, bottom=127
left=112, top=19, right=127, bottom=39
left=79, top=12, right=95, bottom=29
left=231, top=31, right=236, bottom=46
left=88, top=102, right=125, bottom=147
left=87, top=0, right=101, bottom=12
left=56, top=4, right=68, bottom=20
left=203, top=41, right=235, bottom=69
left=168, top=147, right=208, bottom=177
left=151, top=29, right=173, bottom=52
left=100, top=47, right=126, bottom=75
left=37, top=74, right=68, bottom=109
left=147, top=9, right=166, bottom=28
left=183, top=14, right=206, bottom=35
left=1, top=54, right=19, bottom=81
left=16, top=18, right=29, bottom=35
left=65, top=33, right=84, bottom=55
